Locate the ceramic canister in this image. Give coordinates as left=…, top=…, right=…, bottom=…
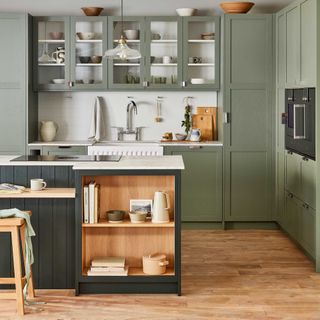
left=40, top=121, right=58, bottom=142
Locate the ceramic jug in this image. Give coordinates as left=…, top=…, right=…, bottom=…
left=40, top=121, right=58, bottom=142
left=52, top=47, right=65, bottom=64
left=152, top=191, right=170, bottom=223
left=190, top=128, right=201, bottom=142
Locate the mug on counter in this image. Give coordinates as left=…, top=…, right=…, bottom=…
left=30, top=179, right=47, bottom=191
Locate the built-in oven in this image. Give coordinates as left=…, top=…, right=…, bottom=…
left=284, top=88, right=315, bottom=160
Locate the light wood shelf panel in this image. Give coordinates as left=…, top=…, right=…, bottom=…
left=82, top=267, right=174, bottom=277
left=82, top=219, right=174, bottom=228
left=0, top=188, right=75, bottom=199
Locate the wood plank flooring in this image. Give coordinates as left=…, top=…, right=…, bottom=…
left=1, top=230, right=320, bottom=319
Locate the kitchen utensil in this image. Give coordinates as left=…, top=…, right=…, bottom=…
left=30, top=179, right=47, bottom=191
left=152, top=191, right=170, bottom=223
left=40, top=121, right=58, bottom=142
left=176, top=8, right=197, bottom=16
left=51, top=46, right=65, bottom=64
left=129, top=211, right=147, bottom=223
left=220, top=2, right=255, bottom=14
left=107, top=210, right=126, bottom=223
left=91, top=55, right=102, bottom=63
left=155, top=98, right=163, bottom=122
left=49, top=32, right=64, bottom=40
left=124, top=29, right=139, bottom=40
left=189, top=128, right=201, bottom=142
left=175, top=133, right=187, bottom=141
left=79, top=56, right=91, bottom=63
left=197, top=106, right=218, bottom=140
left=142, top=254, right=169, bottom=275
left=81, top=7, right=104, bottom=16
left=51, top=79, right=65, bottom=84
left=76, top=32, right=95, bottom=40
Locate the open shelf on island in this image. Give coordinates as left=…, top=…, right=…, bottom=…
left=82, top=219, right=174, bottom=228
left=0, top=188, right=76, bottom=198
left=82, top=267, right=175, bottom=277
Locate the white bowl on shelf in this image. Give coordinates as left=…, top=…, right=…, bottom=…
left=51, top=79, right=65, bottom=84
left=76, top=32, right=95, bottom=40
left=190, top=78, right=205, bottom=85
left=176, top=8, right=197, bottom=16
left=124, top=29, right=140, bottom=40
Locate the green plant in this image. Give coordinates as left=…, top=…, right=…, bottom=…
left=181, top=104, right=191, bottom=134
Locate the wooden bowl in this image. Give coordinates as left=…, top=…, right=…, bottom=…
left=81, top=7, right=104, bottom=16
left=220, top=2, right=255, bottom=14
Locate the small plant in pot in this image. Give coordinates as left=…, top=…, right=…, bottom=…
left=181, top=104, right=192, bottom=138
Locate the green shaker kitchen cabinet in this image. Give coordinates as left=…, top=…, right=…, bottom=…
left=285, top=151, right=301, bottom=198
left=164, top=146, right=222, bottom=222
left=0, top=13, right=36, bottom=155
left=280, top=0, right=316, bottom=87
left=34, top=16, right=108, bottom=91
left=223, top=14, right=273, bottom=221
left=300, top=203, right=316, bottom=258
left=182, top=16, right=220, bottom=90
left=284, top=191, right=300, bottom=242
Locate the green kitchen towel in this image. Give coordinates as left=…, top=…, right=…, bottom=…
left=0, top=208, right=35, bottom=300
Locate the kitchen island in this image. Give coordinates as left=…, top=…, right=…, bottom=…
left=0, top=155, right=184, bottom=295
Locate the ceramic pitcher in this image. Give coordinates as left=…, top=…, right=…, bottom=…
left=190, top=128, right=201, bottom=142
left=152, top=191, right=170, bottom=223
left=40, top=121, right=58, bottom=142
left=51, top=46, right=65, bottom=64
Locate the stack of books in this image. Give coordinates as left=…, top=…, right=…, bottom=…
left=83, top=181, right=100, bottom=224
left=0, top=183, right=26, bottom=194
left=87, top=257, right=129, bottom=276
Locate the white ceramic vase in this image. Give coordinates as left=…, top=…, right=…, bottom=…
left=40, top=121, right=58, bottom=142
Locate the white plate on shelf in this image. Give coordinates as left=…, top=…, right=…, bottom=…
left=190, top=78, right=205, bottom=84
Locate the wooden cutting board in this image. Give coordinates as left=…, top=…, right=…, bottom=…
left=192, top=114, right=214, bottom=141
left=193, top=107, right=218, bottom=141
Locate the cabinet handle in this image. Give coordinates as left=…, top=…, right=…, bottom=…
left=302, top=203, right=309, bottom=209
left=143, top=81, right=149, bottom=87
left=68, top=81, right=74, bottom=88
left=287, top=150, right=293, bottom=155
left=58, top=146, right=71, bottom=149
left=188, top=146, right=202, bottom=149
left=302, top=156, right=309, bottom=161
left=288, top=193, right=294, bottom=198
left=224, top=112, right=230, bottom=124
left=182, top=81, right=187, bottom=87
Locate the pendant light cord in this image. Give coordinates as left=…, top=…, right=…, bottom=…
left=121, top=0, right=124, bottom=35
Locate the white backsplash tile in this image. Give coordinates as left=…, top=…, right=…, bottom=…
left=38, top=91, right=218, bottom=141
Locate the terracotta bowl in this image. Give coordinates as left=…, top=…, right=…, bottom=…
left=81, top=7, right=104, bottom=16
left=220, top=2, right=255, bottom=14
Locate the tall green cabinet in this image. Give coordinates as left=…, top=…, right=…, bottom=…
left=0, top=13, right=37, bottom=155
left=223, top=14, right=274, bottom=221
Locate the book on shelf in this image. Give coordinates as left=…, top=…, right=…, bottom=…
left=0, top=183, right=26, bottom=194
left=89, top=181, right=96, bottom=224
left=83, top=185, right=89, bottom=223
left=91, top=256, right=125, bottom=268
left=94, top=184, right=100, bottom=223
left=87, top=266, right=129, bottom=276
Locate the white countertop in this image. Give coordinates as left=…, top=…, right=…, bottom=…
left=28, top=140, right=94, bottom=147
left=0, top=155, right=185, bottom=170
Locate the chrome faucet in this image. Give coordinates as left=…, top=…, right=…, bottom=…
left=126, top=100, right=137, bottom=133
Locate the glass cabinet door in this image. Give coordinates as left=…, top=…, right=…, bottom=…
left=34, top=17, right=70, bottom=91
left=183, top=17, right=220, bottom=89
left=145, top=17, right=182, bottom=89
left=107, top=17, right=145, bottom=89
left=70, top=17, right=107, bottom=90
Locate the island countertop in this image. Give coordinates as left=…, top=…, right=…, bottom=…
left=0, top=155, right=185, bottom=170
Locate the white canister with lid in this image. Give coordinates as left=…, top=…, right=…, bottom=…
left=142, top=253, right=169, bottom=275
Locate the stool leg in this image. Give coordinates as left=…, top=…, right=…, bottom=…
left=11, top=227, right=24, bottom=315
left=20, top=224, right=35, bottom=299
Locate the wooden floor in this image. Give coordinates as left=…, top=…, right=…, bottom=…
left=1, top=230, right=320, bottom=319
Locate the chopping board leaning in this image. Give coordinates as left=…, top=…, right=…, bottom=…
left=192, top=107, right=218, bottom=141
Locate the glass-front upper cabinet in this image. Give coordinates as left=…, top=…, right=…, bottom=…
left=182, top=16, right=220, bottom=90
left=70, top=17, right=107, bottom=90
left=34, top=17, right=70, bottom=91
left=145, top=17, right=182, bottom=89
left=107, top=17, right=145, bottom=89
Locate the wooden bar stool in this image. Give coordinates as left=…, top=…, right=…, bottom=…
left=0, top=211, right=35, bottom=315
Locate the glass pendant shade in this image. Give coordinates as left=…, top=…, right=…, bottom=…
left=104, top=35, right=141, bottom=60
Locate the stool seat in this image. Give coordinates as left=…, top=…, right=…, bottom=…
left=0, top=210, right=34, bottom=315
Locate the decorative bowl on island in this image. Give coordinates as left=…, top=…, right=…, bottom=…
left=175, top=133, right=187, bottom=141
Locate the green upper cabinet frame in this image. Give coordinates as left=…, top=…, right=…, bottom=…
left=70, top=16, right=108, bottom=90
left=33, top=16, right=71, bottom=91
left=182, top=16, right=220, bottom=90
left=144, top=16, right=183, bottom=90
left=107, top=16, right=146, bottom=90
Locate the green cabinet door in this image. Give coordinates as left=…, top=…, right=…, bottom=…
left=164, top=146, right=222, bottom=222
left=301, top=158, right=316, bottom=209
left=276, top=12, right=286, bottom=87
left=223, top=15, right=273, bottom=221
left=276, top=150, right=286, bottom=224
left=285, top=5, right=300, bottom=86
left=284, top=191, right=300, bottom=242
left=42, top=146, right=88, bottom=156
left=300, top=203, right=315, bottom=258
left=300, top=0, right=316, bottom=86
left=285, top=151, right=301, bottom=197
left=0, top=14, right=28, bottom=154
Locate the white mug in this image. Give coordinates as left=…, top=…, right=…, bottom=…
left=30, top=179, right=47, bottom=191
left=162, top=56, right=172, bottom=64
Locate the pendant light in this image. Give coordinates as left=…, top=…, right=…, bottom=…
left=103, top=0, right=141, bottom=60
